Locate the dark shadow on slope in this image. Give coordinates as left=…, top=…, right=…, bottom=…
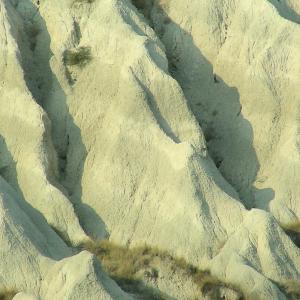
left=133, top=74, right=180, bottom=143
left=139, top=2, right=274, bottom=209
left=11, top=0, right=107, bottom=240
left=132, top=3, right=300, bottom=250
left=0, top=135, right=71, bottom=259
left=266, top=0, right=300, bottom=24
left=253, top=187, right=275, bottom=211
left=106, top=276, right=168, bottom=300
left=285, top=230, right=300, bottom=248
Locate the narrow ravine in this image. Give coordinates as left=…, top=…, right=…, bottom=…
left=130, top=1, right=300, bottom=260
left=130, top=0, right=259, bottom=209
left=12, top=0, right=89, bottom=194
left=9, top=0, right=92, bottom=238
left=3, top=0, right=109, bottom=243
left=13, top=0, right=69, bottom=182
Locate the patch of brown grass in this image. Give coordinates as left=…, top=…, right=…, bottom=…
left=83, top=241, right=164, bottom=299
left=81, top=240, right=243, bottom=299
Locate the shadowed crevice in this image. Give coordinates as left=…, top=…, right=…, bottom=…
left=130, top=0, right=271, bottom=210
left=266, top=0, right=300, bottom=24
left=9, top=0, right=108, bottom=240
left=132, top=73, right=181, bottom=144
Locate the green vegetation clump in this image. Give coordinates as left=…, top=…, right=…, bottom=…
left=63, top=46, right=92, bottom=68
left=82, top=240, right=244, bottom=300
left=0, top=289, right=17, bottom=300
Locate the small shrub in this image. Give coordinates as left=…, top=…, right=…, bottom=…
left=63, top=46, right=92, bottom=68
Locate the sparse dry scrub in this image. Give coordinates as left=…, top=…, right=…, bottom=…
left=82, top=240, right=244, bottom=299
left=83, top=240, right=165, bottom=299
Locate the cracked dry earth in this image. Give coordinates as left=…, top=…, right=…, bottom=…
left=0, top=0, right=300, bottom=299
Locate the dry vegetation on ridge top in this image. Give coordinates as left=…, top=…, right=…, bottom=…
left=81, top=240, right=300, bottom=299
left=82, top=240, right=244, bottom=300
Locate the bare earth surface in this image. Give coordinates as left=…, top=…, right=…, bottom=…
left=0, top=0, right=300, bottom=299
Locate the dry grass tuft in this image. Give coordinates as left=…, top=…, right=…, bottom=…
left=63, top=46, right=92, bottom=68
left=83, top=241, right=164, bottom=299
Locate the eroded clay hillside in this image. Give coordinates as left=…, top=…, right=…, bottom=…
left=0, top=0, right=300, bottom=299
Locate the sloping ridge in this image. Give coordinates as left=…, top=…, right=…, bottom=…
left=0, top=0, right=300, bottom=299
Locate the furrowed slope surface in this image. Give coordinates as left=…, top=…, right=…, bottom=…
left=28, top=0, right=300, bottom=298
left=0, top=175, right=131, bottom=299
left=0, top=2, right=133, bottom=298
left=0, top=0, right=87, bottom=245
left=151, top=0, right=300, bottom=230
left=0, top=0, right=300, bottom=299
